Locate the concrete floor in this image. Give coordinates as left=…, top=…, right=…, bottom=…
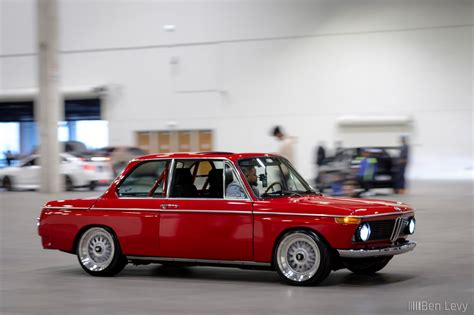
left=0, top=181, right=472, bottom=315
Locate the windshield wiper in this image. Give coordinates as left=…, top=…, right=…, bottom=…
left=261, top=190, right=303, bottom=198
left=302, top=189, right=323, bottom=196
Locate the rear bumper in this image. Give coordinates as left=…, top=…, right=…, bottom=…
left=337, top=241, right=416, bottom=258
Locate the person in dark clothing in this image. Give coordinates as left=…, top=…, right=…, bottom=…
left=316, top=143, right=326, bottom=167
left=4, top=150, right=13, bottom=166
left=395, top=136, right=409, bottom=194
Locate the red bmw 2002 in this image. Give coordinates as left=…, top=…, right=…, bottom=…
left=38, top=152, right=416, bottom=286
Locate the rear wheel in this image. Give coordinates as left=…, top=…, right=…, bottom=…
left=77, top=227, right=127, bottom=276
left=89, top=181, right=97, bottom=191
left=273, top=230, right=332, bottom=286
left=64, top=175, right=74, bottom=191
left=2, top=176, right=13, bottom=191
left=343, top=256, right=393, bottom=275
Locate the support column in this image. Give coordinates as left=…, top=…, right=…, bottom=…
left=37, top=0, right=61, bottom=193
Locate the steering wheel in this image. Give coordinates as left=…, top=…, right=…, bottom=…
left=263, top=181, right=283, bottom=194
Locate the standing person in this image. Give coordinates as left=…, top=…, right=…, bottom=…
left=4, top=150, right=13, bottom=166
left=316, top=142, right=326, bottom=167
left=314, top=142, right=326, bottom=191
left=272, top=126, right=296, bottom=165
left=357, top=150, right=378, bottom=197
left=395, top=136, right=409, bottom=194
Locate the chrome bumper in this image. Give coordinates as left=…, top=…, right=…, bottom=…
left=337, top=241, right=416, bottom=258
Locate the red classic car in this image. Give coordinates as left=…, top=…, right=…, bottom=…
left=38, top=152, right=416, bottom=286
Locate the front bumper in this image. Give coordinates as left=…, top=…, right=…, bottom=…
left=337, top=241, right=416, bottom=258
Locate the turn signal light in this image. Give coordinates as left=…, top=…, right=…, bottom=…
left=335, top=217, right=361, bottom=224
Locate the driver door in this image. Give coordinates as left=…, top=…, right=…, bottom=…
left=159, top=159, right=254, bottom=261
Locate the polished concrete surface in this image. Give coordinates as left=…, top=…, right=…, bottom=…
left=1, top=181, right=472, bottom=315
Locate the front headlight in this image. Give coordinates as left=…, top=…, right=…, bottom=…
left=406, top=217, right=416, bottom=234
left=357, top=223, right=371, bottom=242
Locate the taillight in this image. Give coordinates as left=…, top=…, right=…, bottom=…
left=82, top=164, right=96, bottom=171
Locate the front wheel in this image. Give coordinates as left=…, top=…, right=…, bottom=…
left=64, top=175, right=74, bottom=191
left=273, top=230, right=332, bottom=286
left=343, top=256, right=393, bottom=275
left=77, top=227, right=127, bottom=276
left=2, top=176, right=13, bottom=191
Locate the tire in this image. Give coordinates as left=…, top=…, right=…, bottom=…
left=89, top=181, right=97, bottom=191
left=2, top=176, right=13, bottom=191
left=343, top=256, right=393, bottom=275
left=76, top=227, right=127, bottom=277
left=273, top=230, right=332, bottom=286
left=64, top=175, right=74, bottom=191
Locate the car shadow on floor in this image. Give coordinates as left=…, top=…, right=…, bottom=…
left=51, top=264, right=415, bottom=287
left=320, top=271, right=415, bottom=287
left=121, top=265, right=415, bottom=287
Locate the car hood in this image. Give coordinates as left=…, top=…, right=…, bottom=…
left=265, top=195, right=413, bottom=217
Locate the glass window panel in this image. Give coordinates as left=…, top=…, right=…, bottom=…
left=117, top=160, right=168, bottom=197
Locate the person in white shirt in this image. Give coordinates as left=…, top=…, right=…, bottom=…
left=272, top=126, right=296, bottom=165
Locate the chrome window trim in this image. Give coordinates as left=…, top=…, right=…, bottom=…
left=116, top=159, right=171, bottom=199
left=126, top=256, right=271, bottom=267
left=236, top=156, right=313, bottom=197
left=224, top=161, right=251, bottom=201
left=167, top=157, right=252, bottom=201
left=165, top=158, right=176, bottom=198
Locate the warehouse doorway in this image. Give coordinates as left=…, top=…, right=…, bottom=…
left=136, top=130, right=213, bottom=154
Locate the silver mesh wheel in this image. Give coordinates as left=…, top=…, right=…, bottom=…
left=276, top=232, right=321, bottom=282
left=78, top=228, right=115, bottom=272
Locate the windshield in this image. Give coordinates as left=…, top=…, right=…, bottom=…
left=237, top=156, right=315, bottom=198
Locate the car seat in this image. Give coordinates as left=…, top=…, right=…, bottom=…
left=172, top=168, right=197, bottom=197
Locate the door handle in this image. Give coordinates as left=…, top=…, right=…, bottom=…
left=160, top=204, right=179, bottom=209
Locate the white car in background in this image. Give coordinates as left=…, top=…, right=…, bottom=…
left=0, top=153, right=113, bottom=191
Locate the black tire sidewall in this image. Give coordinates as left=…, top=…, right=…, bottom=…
left=64, top=175, right=74, bottom=191
left=3, top=176, right=13, bottom=191
left=273, top=230, right=332, bottom=286
left=76, top=227, right=127, bottom=277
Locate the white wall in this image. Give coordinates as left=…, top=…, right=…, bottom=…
left=1, top=0, right=473, bottom=180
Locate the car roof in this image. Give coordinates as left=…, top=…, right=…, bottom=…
left=134, top=152, right=278, bottom=162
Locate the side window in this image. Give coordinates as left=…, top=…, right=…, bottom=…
left=117, top=160, right=169, bottom=197
left=192, top=160, right=212, bottom=190
left=22, top=158, right=37, bottom=167
left=224, top=163, right=247, bottom=199
left=171, top=159, right=224, bottom=198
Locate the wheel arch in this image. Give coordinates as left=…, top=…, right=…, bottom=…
left=72, top=224, right=121, bottom=255
left=271, top=226, right=335, bottom=268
